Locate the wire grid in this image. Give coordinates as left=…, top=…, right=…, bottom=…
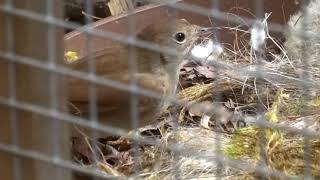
left=0, top=0, right=317, bottom=179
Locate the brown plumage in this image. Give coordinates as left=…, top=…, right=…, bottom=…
left=67, top=19, right=205, bottom=131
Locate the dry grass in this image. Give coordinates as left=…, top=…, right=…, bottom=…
left=71, top=2, right=320, bottom=179
left=130, top=8, right=320, bottom=179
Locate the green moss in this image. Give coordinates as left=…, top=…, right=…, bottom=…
left=280, top=97, right=307, bottom=117
left=225, top=90, right=287, bottom=160
left=224, top=91, right=320, bottom=177
left=224, top=126, right=260, bottom=159
left=278, top=95, right=320, bottom=120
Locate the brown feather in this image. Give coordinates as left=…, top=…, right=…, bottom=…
left=66, top=19, right=202, bottom=132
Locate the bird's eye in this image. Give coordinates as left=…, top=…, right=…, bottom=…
left=174, top=32, right=186, bottom=44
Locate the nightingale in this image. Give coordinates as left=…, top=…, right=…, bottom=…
left=66, top=18, right=209, bottom=132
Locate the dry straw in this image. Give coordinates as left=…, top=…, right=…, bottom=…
left=72, top=1, right=320, bottom=179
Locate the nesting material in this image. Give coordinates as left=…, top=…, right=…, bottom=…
left=71, top=2, right=320, bottom=178
left=250, top=19, right=267, bottom=51
left=137, top=128, right=236, bottom=179
left=284, top=0, right=320, bottom=86
left=132, top=5, right=320, bottom=178
left=191, top=38, right=224, bottom=62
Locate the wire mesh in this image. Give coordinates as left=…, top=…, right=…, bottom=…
left=0, top=0, right=319, bottom=179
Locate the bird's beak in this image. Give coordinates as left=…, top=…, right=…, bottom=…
left=198, top=27, right=220, bottom=37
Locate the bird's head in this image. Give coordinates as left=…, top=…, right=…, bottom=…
left=136, top=18, right=211, bottom=74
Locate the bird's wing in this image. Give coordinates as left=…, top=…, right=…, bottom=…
left=67, top=44, right=130, bottom=75
left=67, top=73, right=166, bottom=129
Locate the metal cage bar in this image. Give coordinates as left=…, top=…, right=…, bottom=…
left=0, top=0, right=317, bottom=179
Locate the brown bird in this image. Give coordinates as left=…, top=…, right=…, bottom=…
left=66, top=19, right=207, bottom=132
